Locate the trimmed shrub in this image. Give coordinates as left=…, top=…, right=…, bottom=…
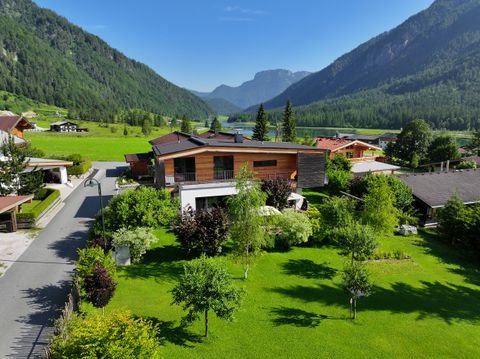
left=261, top=178, right=293, bottom=210
left=111, top=227, right=157, bottom=263
left=93, top=187, right=178, bottom=238
left=273, top=210, right=312, bottom=250
left=75, top=246, right=117, bottom=292
left=173, top=208, right=229, bottom=258
left=84, top=263, right=117, bottom=308
left=48, top=311, right=161, bottom=358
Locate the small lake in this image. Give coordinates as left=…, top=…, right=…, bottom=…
left=221, top=122, right=358, bottom=138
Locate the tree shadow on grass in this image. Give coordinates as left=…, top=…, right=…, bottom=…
left=414, top=229, right=480, bottom=287
left=270, top=280, right=480, bottom=324
left=270, top=307, right=328, bottom=328
left=281, top=259, right=337, bottom=280
left=119, top=245, right=184, bottom=281
left=142, top=317, right=203, bottom=348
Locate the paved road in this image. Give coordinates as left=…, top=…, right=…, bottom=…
left=0, top=162, right=127, bottom=358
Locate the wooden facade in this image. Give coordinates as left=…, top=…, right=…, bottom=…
left=163, top=151, right=299, bottom=182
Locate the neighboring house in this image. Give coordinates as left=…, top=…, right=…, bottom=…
left=315, top=137, right=382, bottom=160
left=1, top=130, right=27, bottom=145
left=399, top=169, right=480, bottom=226
left=127, top=132, right=326, bottom=211
left=0, top=115, right=34, bottom=140
left=124, top=152, right=153, bottom=178
left=50, top=121, right=88, bottom=133
left=351, top=160, right=400, bottom=177
left=336, top=132, right=398, bottom=149
left=25, top=157, right=74, bottom=184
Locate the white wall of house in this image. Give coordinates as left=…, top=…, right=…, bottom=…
left=179, top=182, right=237, bottom=211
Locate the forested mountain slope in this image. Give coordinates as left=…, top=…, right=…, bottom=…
left=0, top=0, right=212, bottom=119
left=259, top=0, right=480, bottom=130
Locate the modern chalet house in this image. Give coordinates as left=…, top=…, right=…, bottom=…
left=126, top=131, right=326, bottom=210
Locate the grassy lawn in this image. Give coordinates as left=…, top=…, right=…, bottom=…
left=89, top=227, right=480, bottom=358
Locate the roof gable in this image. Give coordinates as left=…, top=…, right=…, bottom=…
left=0, top=116, right=33, bottom=132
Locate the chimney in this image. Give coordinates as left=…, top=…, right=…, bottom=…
left=446, top=160, right=450, bottom=172
left=234, top=133, right=244, bottom=143
left=440, top=161, right=444, bottom=173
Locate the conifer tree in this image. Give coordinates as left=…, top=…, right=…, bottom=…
left=210, top=117, right=221, bottom=132
left=0, top=135, right=28, bottom=195
left=282, top=100, right=296, bottom=142
left=252, top=104, right=269, bottom=141
left=181, top=115, right=192, bottom=134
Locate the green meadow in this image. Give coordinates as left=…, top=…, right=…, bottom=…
left=80, top=227, right=480, bottom=358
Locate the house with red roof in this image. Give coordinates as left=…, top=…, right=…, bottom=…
left=315, top=137, right=381, bottom=160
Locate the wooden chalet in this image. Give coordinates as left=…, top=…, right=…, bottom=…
left=315, top=137, right=381, bottom=160
left=50, top=120, right=88, bottom=133
left=0, top=115, right=34, bottom=141
left=126, top=131, right=326, bottom=210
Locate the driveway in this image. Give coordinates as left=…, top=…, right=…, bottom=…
left=0, top=162, right=127, bottom=358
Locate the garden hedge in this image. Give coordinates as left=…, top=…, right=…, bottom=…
left=17, top=188, right=60, bottom=222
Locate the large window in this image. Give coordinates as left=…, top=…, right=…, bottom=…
left=174, top=157, right=196, bottom=181
left=214, top=156, right=234, bottom=180
left=253, top=160, right=277, bottom=168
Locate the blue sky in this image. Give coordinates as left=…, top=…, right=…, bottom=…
left=35, top=0, right=433, bottom=92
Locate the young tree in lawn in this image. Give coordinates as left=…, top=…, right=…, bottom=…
left=342, top=261, right=372, bottom=320
left=18, top=170, right=45, bottom=197
left=228, top=165, right=267, bottom=279
left=0, top=135, right=28, bottom=195
left=210, top=116, right=222, bottom=132
left=170, top=117, right=178, bottom=131
left=252, top=104, right=269, bottom=141
left=84, top=263, right=117, bottom=314
left=204, top=119, right=209, bottom=128
left=333, top=221, right=378, bottom=263
left=261, top=177, right=293, bottom=210
left=171, top=256, right=244, bottom=337
left=180, top=115, right=192, bottom=134
left=123, top=125, right=128, bottom=136
left=362, top=175, right=399, bottom=233
left=281, top=100, right=296, bottom=142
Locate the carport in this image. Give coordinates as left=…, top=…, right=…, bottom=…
left=0, top=195, right=34, bottom=232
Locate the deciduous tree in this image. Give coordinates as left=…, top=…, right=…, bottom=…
left=427, top=133, right=460, bottom=163
left=342, top=261, right=372, bottom=320
left=171, top=256, right=244, bottom=337
left=261, top=177, right=292, bottom=210
left=228, top=165, right=267, bottom=279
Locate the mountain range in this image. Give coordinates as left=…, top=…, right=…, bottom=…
left=255, top=0, right=480, bottom=129
left=194, top=69, right=310, bottom=111
left=0, top=0, right=211, bottom=119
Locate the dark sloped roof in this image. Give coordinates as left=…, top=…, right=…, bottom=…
left=124, top=152, right=153, bottom=162
left=0, top=116, right=33, bottom=131
left=153, top=136, right=319, bottom=157
left=149, top=132, right=191, bottom=146
left=399, top=170, right=480, bottom=208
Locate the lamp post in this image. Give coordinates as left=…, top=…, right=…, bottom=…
left=84, top=178, right=105, bottom=238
